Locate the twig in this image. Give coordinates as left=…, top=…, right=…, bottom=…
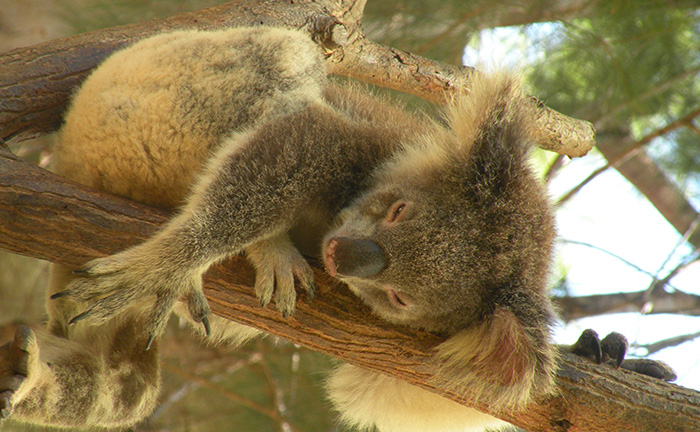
left=161, top=361, right=303, bottom=432
left=634, top=331, right=700, bottom=355
left=644, top=214, right=700, bottom=299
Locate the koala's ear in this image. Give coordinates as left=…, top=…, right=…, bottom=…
left=444, top=74, right=534, bottom=203
left=432, top=306, right=557, bottom=410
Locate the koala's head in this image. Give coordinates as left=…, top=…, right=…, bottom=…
left=323, top=78, right=556, bottom=335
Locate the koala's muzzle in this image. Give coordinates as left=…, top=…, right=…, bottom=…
left=324, top=237, right=387, bottom=278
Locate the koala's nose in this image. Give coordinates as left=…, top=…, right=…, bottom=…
left=324, top=237, right=387, bottom=278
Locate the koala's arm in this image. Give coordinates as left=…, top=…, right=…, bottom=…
left=56, top=101, right=399, bottom=341
left=0, top=325, right=158, bottom=428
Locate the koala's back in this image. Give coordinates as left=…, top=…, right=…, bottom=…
left=55, top=27, right=326, bottom=208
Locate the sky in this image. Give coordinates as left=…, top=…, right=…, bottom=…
left=463, top=26, right=700, bottom=391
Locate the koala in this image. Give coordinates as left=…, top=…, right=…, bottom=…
left=0, top=26, right=674, bottom=431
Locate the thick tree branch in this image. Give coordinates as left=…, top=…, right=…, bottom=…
left=2, top=143, right=699, bottom=431
left=0, top=0, right=593, bottom=157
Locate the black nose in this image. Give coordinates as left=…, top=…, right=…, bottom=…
left=325, top=237, right=387, bottom=278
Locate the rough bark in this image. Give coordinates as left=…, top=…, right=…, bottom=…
left=0, top=0, right=594, bottom=157
left=2, top=142, right=700, bottom=432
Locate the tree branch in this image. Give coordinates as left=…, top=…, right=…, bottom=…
left=634, top=331, right=700, bottom=355
left=0, top=0, right=594, bottom=157
left=2, top=140, right=699, bottom=431
left=555, top=289, right=700, bottom=321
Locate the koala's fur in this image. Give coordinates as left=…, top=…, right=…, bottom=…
left=0, top=27, right=558, bottom=431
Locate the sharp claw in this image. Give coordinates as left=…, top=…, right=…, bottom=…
left=202, top=316, right=211, bottom=336
left=260, top=297, right=270, bottom=308
left=68, top=310, right=90, bottom=325
left=49, top=291, right=69, bottom=300
left=588, top=334, right=602, bottom=364
left=72, top=269, right=89, bottom=275
left=614, top=344, right=626, bottom=368
left=306, top=281, right=316, bottom=300
left=571, top=329, right=602, bottom=363
left=145, top=333, right=156, bottom=351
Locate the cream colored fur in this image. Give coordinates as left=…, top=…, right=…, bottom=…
left=327, top=364, right=509, bottom=432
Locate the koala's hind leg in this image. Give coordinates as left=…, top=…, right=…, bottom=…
left=0, top=321, right=160, bottom=428
left=0, top=326, right=36, bottom=420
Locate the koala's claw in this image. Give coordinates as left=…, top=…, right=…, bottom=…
left=570, top=328, right=603, bottom=364
left=246, top=235, right=315, bottom=317
left=600, top=332, right=628, bottom=368
left=571, top=329, right=628, bottom=367
left=54, top=248, right=206, bottom=346
left=570, top=329, right=676, bottom=381
left=621, top=358, right=677, bottom=381
left=0, top=326, right=38, bottom=421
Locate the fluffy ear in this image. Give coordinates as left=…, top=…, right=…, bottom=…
left=446, top=73, right=535, bottom=204
left=432, top=303, right=557, bottom=411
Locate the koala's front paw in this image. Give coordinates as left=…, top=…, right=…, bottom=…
left=51, top=247, right=210, bottom=347
left=245, top=235, right=315, bottom=318
left=570, top=329, right=628, bottom=367
left=569, top=329, right=676, bottom=381
left=0, top=326, right=38, bottom=421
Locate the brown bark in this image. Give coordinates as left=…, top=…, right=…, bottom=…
left=0, top=0, right=593, bottom=157
left=2, top=142, right=700, bottom=431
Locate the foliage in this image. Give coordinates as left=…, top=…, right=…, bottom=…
left=526, top=7, right=700, bottom=185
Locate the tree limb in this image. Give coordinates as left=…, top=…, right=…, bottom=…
left=2, top=139, right=699, bottom=432
left=0, top=0, right=594, bottom=157
left=555, top=289, right=700, bottom=321
left=635, top=331, right=700, bottom=355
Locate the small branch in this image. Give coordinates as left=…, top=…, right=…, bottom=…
left=555, top=288, right=700, bottom=321
left=326, top=35, right=595, bottom=157
left=257, top=341, right=292, bottom=432
left=161, top=361, right=302, bottom=430
left=1, top=127, right=699, bottom=432
left=634, top=331, right=700, bottom=355
left=644, top=215, right=700, bottom=298
left=560, top=239, right=659, bottom=280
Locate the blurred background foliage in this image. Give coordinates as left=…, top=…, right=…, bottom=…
left=1, top=0, right=699, bottom=431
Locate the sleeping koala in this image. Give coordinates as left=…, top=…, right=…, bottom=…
left=0, top=26, right=674, bottom=431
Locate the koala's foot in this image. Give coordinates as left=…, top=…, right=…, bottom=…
left=245, top=235, right=315, bottom=318
left=0, top=326, right=37, bottom=421
left=569, top=329, right=676, bottom=381
left=51, top=247, right=210, bottom=348
left=571, top=329, right=628, bottom=367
